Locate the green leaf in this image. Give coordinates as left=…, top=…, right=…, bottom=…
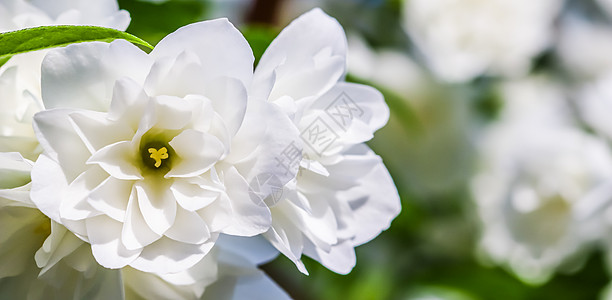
left=0, top=25, right=153, bottom=60
left=0, top=55, right=11, bottom=68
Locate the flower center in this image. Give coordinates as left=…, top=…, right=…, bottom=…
left=148, top=147, right=169, bottom=168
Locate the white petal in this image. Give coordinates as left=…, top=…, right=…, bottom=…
left=122, top=188, right=162, bottom=250
left=167, top=130, right=224, bottom=177
left=253, top=8, right=347, bottom=102
left=87, top=141, right=143, bottom=180
left=203, top=77, right=248, bottom=137
left=0, top=152, right=32, bottom=190
left=136, top=181, right=177, bottom=235
left=30, top=154, right=68, bottom=223
left=129, top=237, right=215, bottom=274
left=159, top=249, right=218, bottom=286
left=150, top=18, right=254, bottom=89
left=216, top=234, right=279, bottom=266
left=164, top=207, right=211, bottom=244
left=197, top=194, right=233, bottom=233
left=33, top=108, right=91, bottom=181
left=35, top=221, right=83, bottom=275
left=303, top=238, right=356, bottom=275
left=108, top=78, right=149, bottom=124
left=232, top=271, right=291, bottom=300
left=263, top=215, right=308, bottom=274
left=86, top=215, right=141, bottom=268
left=287, top=194, right=338, bottom=252
left=88, top=176, right=131, bottom=222
left=227, top=99, right=302, bottom=188
left=332, top=145, right=401, bottom=245
left=122, top=266, right=201, bottom=300
left=171, top=179, right=217, bottom=212
left=220, top=167, right=271, bottom=236
left=308, top=82, right=389, bottom=138
left=41, top=40, right=152, bottom=111
left=69, top=110, right=134, bottom=153
left=60, top=166, right=106, bottom=221
left=29, top=0, right=130, bottom=30
left=148, top=95, right=194, bottom=130
left=204, top=268, right=291, bottom=300
left=144, top=49, right=207, bottom=97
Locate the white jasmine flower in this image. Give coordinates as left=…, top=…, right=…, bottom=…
left=30, top=19, right=298, bottom=273
left=402, top=0, right=562, bottom=82
left=251, top=8, right=401, bottom=274
left=0, top=152, right=288, bottom=300
left=472, top=77, right=612, bottom=284
left=0, top=0, right=130, bottom=160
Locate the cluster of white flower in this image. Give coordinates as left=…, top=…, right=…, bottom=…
left=403, top=0, right=563, bottom=83
left=393, top=0, right=612, bottom=288
left=472, top=76, right=612, bottom=284
left=0, top=1, right=400, bottom=298
left=464, top=3, right=612, bottom=287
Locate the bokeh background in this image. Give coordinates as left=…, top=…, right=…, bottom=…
left=117, top=0, right=612, bottom=299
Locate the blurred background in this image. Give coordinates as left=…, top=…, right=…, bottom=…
left=117, top=0, right=612, bottom=299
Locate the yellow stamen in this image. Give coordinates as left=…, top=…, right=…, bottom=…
left=148, top=147, right=168, bottom=168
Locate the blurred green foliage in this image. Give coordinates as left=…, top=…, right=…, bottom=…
left=118, top=0, right=208, bottom=46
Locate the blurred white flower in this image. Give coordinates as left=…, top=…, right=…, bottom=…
left=30, top=19, right=298, bottom=273
left=251, top=8, right=401, bottom=274
left=346, top=33, right=476, bottom=196
left=403, top=0, right=562, bottom=82
left=556, top=16, right=612, bottom=81
left=0, top=0, right=130, bottom=160
left=472, top=76, right=612, bottom=284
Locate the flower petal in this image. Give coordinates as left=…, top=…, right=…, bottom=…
left=41, top=40, right=152, bottom=111
left=164, top=207, right=211, bottom=244
left=88, top=176, right=132, bottom=222
left=60, top=166, right=106, bottom=221
left=309, top=82, right=389, bottom=139
left=263, top=212, right=307, bottom=274
left=87, top=141, right=143, bottom=180
left=31, top=154, right=68, bottom=223
left=86, top=215, right=141, bottom=269
left=144, top=50, right=207, bottom=97
left=203, top=77, right=248, bottom=137
left=216, top=234, right=279, bottom=266
left=227, top=99, right=302, bottom=189
left=128, top=237, right=215, bottom=274
left=303, top=238, right=356, bottom=275
left=0, top=152, right=33, bottom=190
left=148, top=95, right=194, bottom=130
left=167, top=129, right=225, bottom=177
left=150, top=18, right=254, bottom=90
left=122, top=188, right=162, bottom=250
left=69, top=110, right=134, bottom=153
left=332, top=145, right=401, bottom=245
left=252, top=8, right=347, bottom=102
left=220, top=166, right=271, bottom=236
left=136, top=181, right=177, bottom=235
left=171, top=180, right=217, bottom=212
left=33, top=108, right=91, bottom=181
